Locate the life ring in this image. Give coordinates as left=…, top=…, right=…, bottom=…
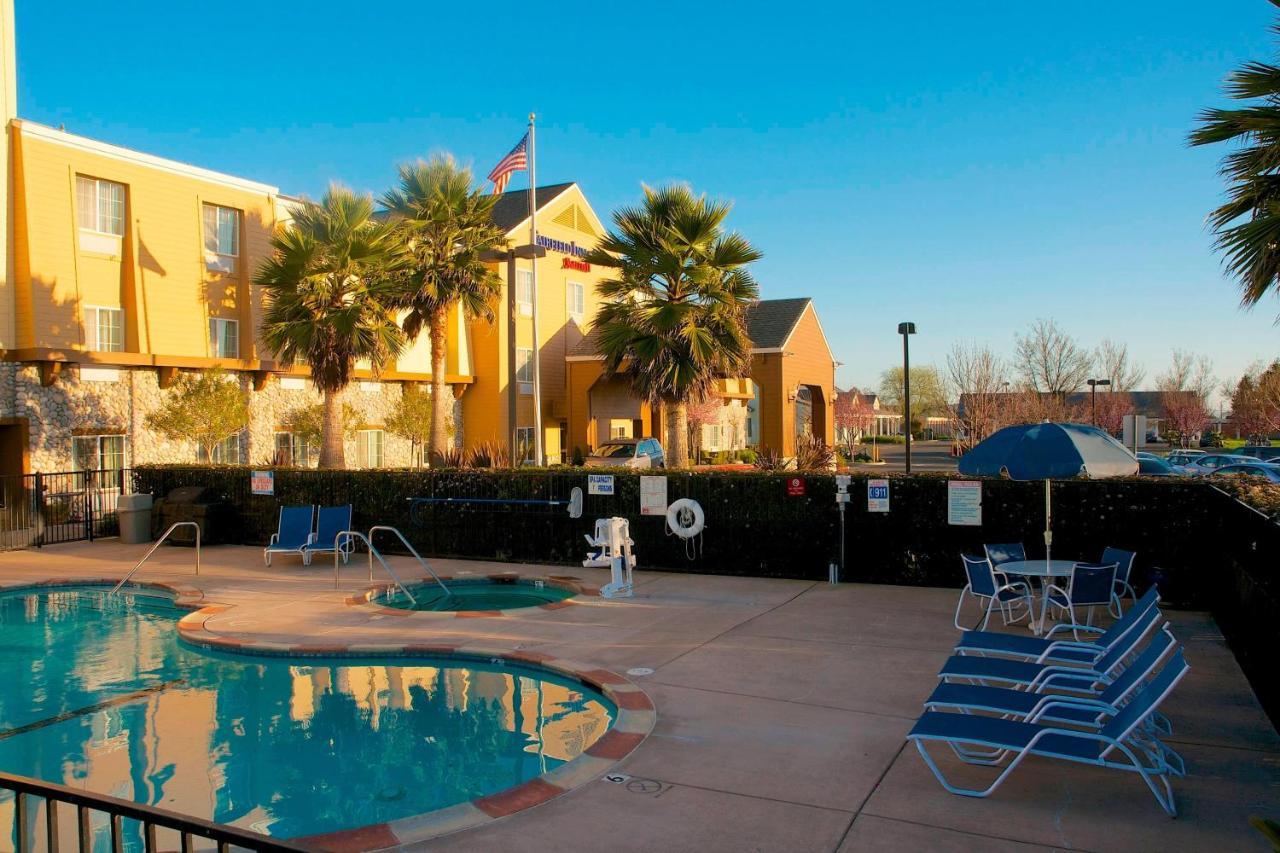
left=666, top=499, right=705, bottom=539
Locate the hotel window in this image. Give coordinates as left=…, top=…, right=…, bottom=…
left=71, top=434, right=127, bottom=472
left=208, top=318, right=239, bottom=358
left=274, top=431, right=316, bottom=467
left=203, top=204, right=240, bottom=273
left=84, top=306, right=124, bottom=352
left=516, top=347, right=534, bottom=392
left=516, top=270, right=533, bottom=316
left=567, top=281, right=585, bottom=320
left=515, top=427, right=535, bottom=463
left=210, top=433, right=243, bottom=464
left=75, top=176, right=125, bottom=254
left=357, top=429, right=384, bottom=468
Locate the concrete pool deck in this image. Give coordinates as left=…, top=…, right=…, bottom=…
left=0, top=541, right=1276, bottom=852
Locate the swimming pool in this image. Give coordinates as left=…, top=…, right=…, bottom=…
left=0, top=584, right=615, bottom=844
left=374, top=577, right=578, bottom=612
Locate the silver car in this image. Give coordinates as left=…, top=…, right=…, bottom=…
left=1182, top=453, right=1260, bottom=476
left=585, top=438, right=666, bottom=469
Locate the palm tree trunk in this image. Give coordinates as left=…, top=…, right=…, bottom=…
left=428, top=307, right=450, bottom=466
left=668, top=400, right=690, bottom=469
left=319, top=388, right=345, bottom=469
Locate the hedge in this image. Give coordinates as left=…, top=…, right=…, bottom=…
left=130, top=465, right=1280, bottom=723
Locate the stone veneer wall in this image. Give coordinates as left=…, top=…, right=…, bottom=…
left=3, top=366, right=464, bottom=473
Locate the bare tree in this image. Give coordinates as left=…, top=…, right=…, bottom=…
left=1093, top=340, right=1145, bottom=391
left=1013, top=319, right=1093, bottom=395
left=1157, top=350, right=1216, bottom=446
left=946, top=342, right=1008, bottom=447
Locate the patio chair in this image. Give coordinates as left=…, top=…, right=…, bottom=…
left=907, top=650, right=1189, bottom=816
left=264, top=506, right=315, bottom=566
left=302, top=504, right=354, bottom=566
left=1101, top=546, right=1138, bottom=617
left=1046, top=562, right=1119, bottom=641
left=983, top=543, right=1026, bottom=569
left=937, top=600, right=1160, bottom=692
left=927, top=624, right=1179, bottom=734
left=953, top=586, right=1160, bottom=665
left=954, top=554, right=1033, bottom=631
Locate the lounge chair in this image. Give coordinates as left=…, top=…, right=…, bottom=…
left=1046, top=562, right=1119, bottom=640
left=264, top=505, right=315, bottom=566
left=1101, top=546, right=1138, bottom=616
left=954, top=554, right=1033, bottom=631
left=983, top=542, right=1026, bottom=569
left=908, top=650, right=1189, bottom=815
left=953, top=587, right=1160, bottom=665
left=302, top=504, right=354, bottom=566
left=937, top=602, right=1160, bottom=691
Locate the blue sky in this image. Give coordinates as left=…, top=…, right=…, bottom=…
left=15, top=1, right=1279, bottom=396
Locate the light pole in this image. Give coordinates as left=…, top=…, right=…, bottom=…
left=1087, top=378, right=1111, bottom=427
left=898, top=322, right=916, bottom=473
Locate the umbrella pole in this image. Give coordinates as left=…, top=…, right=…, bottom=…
left=1044, top=479, right=1052, bottom=566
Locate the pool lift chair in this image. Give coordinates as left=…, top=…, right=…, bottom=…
left=584, top=517, right=636, bottom=599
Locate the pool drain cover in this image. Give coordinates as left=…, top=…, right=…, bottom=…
left=626, top=667, right=654, bottom=677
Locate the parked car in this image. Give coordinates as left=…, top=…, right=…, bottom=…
left=1165, top=449, right=1206, bottom=468
left=1137, top=455, right=1181, bottom=477
left=1210, top=463, right=1280, bottom=484
left=1182, top=453, right=1261, bottom=476
left=585, top=438, right=665, bottom=469
left=1234, top=445, right=1280, bottom=462
left=1199, top=431, right=1225, bottom=448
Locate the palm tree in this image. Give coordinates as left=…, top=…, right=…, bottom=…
left=585, top=184, right=761, bottom=468
left=382, top=155, right=508, bottom=465
left=255, top=186, right=405, bottom=468
left=1191, top=14, right=1280, bottom=308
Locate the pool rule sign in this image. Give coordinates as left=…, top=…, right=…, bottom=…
left=786, top=477, right=806, bottom=496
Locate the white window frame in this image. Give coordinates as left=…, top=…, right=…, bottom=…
left=208, top=317, right=239, bottom=358
left=83, top=305, right=124, bottom=352
left=210, top=433, right=243, bottom=464
left=71, top=434, right=128, bottom=472
left=357, top=429, right=384, bottom=469
left=203, top=204, right=241, bottom=273
left=515, top=426, right=535, bottom=463
left=274, top=431, right=316, bottom=467
left=516, top=270, right=533, bottom=316
left=75, top=175, right=125, bottom=238
left=516, top=347, right=534, bottom=392
left=567, top=281, right=585, bottom=320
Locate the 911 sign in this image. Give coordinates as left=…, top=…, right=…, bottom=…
left=867, top=479, right=890, bottom=512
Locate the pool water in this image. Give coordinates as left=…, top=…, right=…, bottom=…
left=377, top=578, right=577, bottom=612
left=0, top=585, right=614, bottom=845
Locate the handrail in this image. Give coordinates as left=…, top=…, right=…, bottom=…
left=333, top=530, right=417, bottom=605
left=110, top=522, right=200, bottom=595
left=368, top=524, right=451, bottom=597
left=0, top=768, right=309, bottom=852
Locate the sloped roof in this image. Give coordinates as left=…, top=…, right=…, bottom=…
left=491, top=182, right=577, bottom=233
left=568, top=297, right=814, bottom=359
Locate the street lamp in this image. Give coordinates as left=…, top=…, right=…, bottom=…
left=898, top=322, right=916, bottom=473
left=1087, top=378, right=1111, bottom=427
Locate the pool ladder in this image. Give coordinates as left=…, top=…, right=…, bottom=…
left=333, top=526, right=451, bottom=605
left=110, top=522, right=201, bottom=594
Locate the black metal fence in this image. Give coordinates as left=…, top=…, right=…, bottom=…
left=0, top=469, right=131, bottom=549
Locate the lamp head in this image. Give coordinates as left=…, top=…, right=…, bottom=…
left=897, top=322, right=916, bottom=335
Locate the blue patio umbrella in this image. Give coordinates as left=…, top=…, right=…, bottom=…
left=958, top=422, right=1138, bottom=562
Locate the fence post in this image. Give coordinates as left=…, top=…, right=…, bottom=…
left=85, top=470, right=95, bottom=542
left=33, top=472, right=43, bottom=548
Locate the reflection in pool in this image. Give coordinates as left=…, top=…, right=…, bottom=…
left=0, top=586, right=614, bottom=844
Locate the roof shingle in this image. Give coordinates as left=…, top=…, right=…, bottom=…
left=568, top=298, right=813, bottom=358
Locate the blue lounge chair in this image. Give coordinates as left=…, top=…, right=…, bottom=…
left=264, top=506, right=315, bottom=566
left=954, top=554, right=1033, bottom=631
left=927, top=625, right=1178, bottom=732
left=938, top=606, right=1160, bottom=692
left=953, top=587, right=1160, bottom=664
left=983, top=542, right=1026, bottom=568
left=1101, top=546, right=1138, bottom=616
left=1046, top=562, right=1119, bottom=640
left=908, top=650, right=1189, bottom=815
left=303, top=504, right=354, bottom=566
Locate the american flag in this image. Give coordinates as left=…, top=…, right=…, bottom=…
left=486, top=133, right=529, bottom=194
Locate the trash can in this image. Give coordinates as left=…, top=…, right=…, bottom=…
left=118, top=493, right=154, bottom=544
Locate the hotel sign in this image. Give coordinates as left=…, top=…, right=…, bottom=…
left=536, top=235, right=591, bottom=272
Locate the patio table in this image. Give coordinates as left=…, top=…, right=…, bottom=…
left=997, top=559, right=1077, bottom=635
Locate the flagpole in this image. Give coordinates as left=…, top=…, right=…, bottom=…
left=528, top=112, right=544, bottom=466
